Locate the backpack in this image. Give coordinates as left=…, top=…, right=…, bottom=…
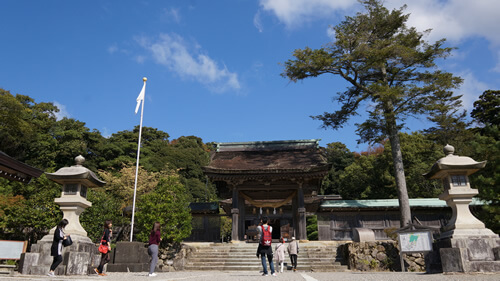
left=260, top=225, right=272, bottom=246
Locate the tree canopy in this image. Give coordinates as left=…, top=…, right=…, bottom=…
left=282, top=0, right=463, bottom=226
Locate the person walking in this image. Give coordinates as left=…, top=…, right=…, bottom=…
left=274, top=237, right=286, bottom=273
left=48, top=219, right=70, bottom=277
left=287, top=236, right=299, bottom=271
left=148, top=222, right=161, bottom=277
left=257, top=217, right=276, bottom=276
left=95, top=220, right=112, bottom=276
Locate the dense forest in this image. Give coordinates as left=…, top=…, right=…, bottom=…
left=0, top=88, right=498, bottom=247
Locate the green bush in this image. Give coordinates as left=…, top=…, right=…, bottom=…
left=135, top=175, right=192, bottom=245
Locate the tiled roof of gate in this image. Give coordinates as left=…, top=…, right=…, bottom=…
left=203, top=139, right=330, bottom=173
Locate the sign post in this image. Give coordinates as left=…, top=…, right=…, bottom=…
left=394, top=223, right=437, bottom=272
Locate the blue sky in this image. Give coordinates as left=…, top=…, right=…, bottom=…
left=1, top=0, right=499, bottom=152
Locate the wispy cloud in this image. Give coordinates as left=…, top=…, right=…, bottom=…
left=253, top=11, right=264, bottom=32
left=164, top=7, right=181, bottom=23
left=107, top=45, right=118, bottom=54
left=53, top=101, right=70, bottom=120
left=138, top=33, right=241, bottom=93
left=455, top=71, right=489, bottom=111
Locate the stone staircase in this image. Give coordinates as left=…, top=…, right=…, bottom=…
left=182, top=241, right=349, bottom=272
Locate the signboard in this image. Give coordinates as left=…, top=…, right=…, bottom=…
left=0, top=240, right=27, bottom=260
left=398, top=231, right=432, bottom=253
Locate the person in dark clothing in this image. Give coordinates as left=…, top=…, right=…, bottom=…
left=48, top=219, right=69, bottom=277
left=147, top=222, right=161, bottom=277
left=257, top=216, right=275, bottom=276
left=95, top=220, right=112, bottom=276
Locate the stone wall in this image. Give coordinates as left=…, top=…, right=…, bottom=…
left=156, top=243, right=187, bottom=272
left=340, top=241, right=426, bottom=272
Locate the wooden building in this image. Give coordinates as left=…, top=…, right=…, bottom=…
left=203, top=140, right=330, bottom=241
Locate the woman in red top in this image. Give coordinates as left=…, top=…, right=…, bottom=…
left=148, top=222, right=161, bottom=277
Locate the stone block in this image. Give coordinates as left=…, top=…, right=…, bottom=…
left=90, top=253, right=102, bottom=268
left=467, top=261, right=500, bottom=272
left=467, top=239, right=495, bottom=261
left=18, top=253, right=39, bottom=274
left=424, top=251, right=442, bottom=274
left=28, top=265, right=65, bottom=275
left=353, top=228, right=376, bottom=242
left=440, top=248, right=466, bottom=272
left=493, top=247, right=500, bottom=261
left=65, top=252, right=90, bottom=275
left=113, top=242, right=148, bottom=264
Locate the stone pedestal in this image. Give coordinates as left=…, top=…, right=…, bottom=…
left=437, top=236, right=500, bottom=272
left=106, top=242, right=149, bottom=272
left=18, top=235, right=100, bottom=275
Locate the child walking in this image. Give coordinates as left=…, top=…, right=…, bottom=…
left=274, top=237, right=286, bottom=273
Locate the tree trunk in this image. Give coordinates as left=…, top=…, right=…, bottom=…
left=384, top=104, right=412, bottom=227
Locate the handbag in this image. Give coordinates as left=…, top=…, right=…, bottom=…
left=98, top=243, right=108, bottom=254
left=62, top=235, right=73, bottom=247
left=98, top=231, right=109, bottom=254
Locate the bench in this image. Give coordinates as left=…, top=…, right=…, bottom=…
left=0, top=240, right=27, bottom=275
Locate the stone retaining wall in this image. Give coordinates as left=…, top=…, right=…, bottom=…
left=340, top=241, right=426, bottom=272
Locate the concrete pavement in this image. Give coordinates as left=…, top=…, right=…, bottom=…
left=1, top=271, right=500, bottom=281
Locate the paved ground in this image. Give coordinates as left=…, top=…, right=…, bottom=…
left=1, top=271, right=500, bottom=281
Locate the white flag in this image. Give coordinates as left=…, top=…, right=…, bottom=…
left=135, top=82, right=145, bottom=114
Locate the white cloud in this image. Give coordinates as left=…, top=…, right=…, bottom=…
left=455, top=71, right=489, bottom=111
left=107, top=45, right=118, bottom=54
left=164, top=7, right=181, bottom=23
left=388, top=0, right=500, bottom=45
left=53, top=101, right=70, bottom=120
left=135, top=55, right=146, bottom=64
left=326, top=26, right=335, bottom=40
left=258, top=0, right=355, bottom=29
left=138, top=33, right=240, bottom=93
left=254, top=11, right=264, bottom=32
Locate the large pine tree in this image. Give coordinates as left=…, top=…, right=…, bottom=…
left=282, top=0, right=463, bottom=226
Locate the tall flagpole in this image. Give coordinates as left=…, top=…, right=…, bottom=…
left=130, top=77, right=147, bottom=242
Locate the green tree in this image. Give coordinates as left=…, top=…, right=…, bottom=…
left=282, top=0, right=462, bottom=226
left=0, top=175, right=62, bottom=246
left=135, top=175, right=192, bottom=244
left=471, top=90, right=500, bottom=127
left=80, top=188, right=129, bottom=242
left=391, top=132, right=444, bottom=198
left=321, top=142, right=355, bottom=195
left=0, top=89, right=59, bottom=170
left=468, top=90, right=499, bottom=233
left=306, top=215, right=318, bottom=240
left=338, top=147, right=396, bottom=199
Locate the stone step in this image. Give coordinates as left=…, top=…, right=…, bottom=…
left=182, top=242, right=349, bottom=272
left=187, top=258, right=340, bottom=264
left=0, top=265, right=15, bottom=275
left=183, top=264, right=349, bottom=271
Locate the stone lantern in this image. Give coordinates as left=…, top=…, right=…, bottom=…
left=19, top=155, right=106, bottom=275
left=424, top=144, right=499, bottom=272
left=45, top=155, right=105, bottom=239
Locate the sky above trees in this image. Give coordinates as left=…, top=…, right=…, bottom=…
left=1, top=0, right=499, bottom=152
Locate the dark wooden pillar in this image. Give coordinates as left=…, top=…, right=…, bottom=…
left=231, top=185, right=240, bottom=241
left=238, top=191, right=245, bottom=240
left=298, top=183, right=307, bottom=240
